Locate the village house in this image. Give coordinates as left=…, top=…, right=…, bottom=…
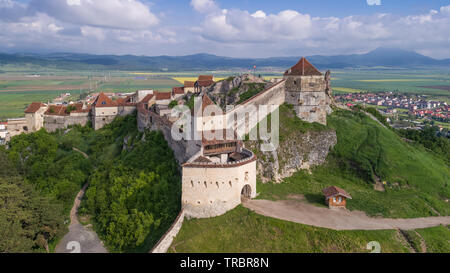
left=154, top=91, right=173, bottom=105
left=194, top=75, right=215, bottom=93
left=322, top=186, right=352, bottom=209
left=172, top=87, right=186, bottom=100
left=184, top=81, right=195, bottom=94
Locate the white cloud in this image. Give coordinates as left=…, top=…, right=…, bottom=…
left=190, top=0, right=218, bottom=14
left=367, top=0, right=382, bottom=6
left=190, top=2, right=450, bottom=58
left=30, top=0, right=159, bottom=30
left=0, top=0, right=449, bottom=59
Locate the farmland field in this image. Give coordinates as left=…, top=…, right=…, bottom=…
left=0, top=73, right=181, bottom=119
left=332, top=69, right=450, bottom=96
left=1, top=68, right=449, bottom=120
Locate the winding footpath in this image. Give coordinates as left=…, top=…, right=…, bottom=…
left=54, top=149, right=108, bottom=253
left=243, top=198, right=450, bottom=231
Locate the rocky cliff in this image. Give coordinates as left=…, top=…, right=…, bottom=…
left=205, top=74, right=272, bottom=110
left=245, top=104, right=337, bottom=183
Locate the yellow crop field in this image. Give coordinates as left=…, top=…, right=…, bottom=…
left=130, top=72, right=195, bottom=76
left=333, top=87, right=366, bottom=93
left=173, top=77, right=199, bottom=84
left=358, top=79, right=433, bottom=82
left=172, top=77, right=226, bottom=84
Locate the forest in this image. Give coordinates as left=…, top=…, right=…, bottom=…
left=0, top=113, right=181, bottom=253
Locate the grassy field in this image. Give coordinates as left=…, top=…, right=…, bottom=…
left=257, top=108, right=450, bottom=219
left=333, top=87, right=367, bottom=94
left=0, top=75, right=180, bottom=119
left=1, top=68, right=449, bottom=120
left=332, top=69, right=450, bottom=95
left=169, top=206, right=450, bottom=253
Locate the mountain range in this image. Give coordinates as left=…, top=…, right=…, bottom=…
left=1, top=48, right=449, bottom=71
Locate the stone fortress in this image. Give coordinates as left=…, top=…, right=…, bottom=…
left=10, top=57, right=333, bottom=219
left=139, top=57, right=333, bottom=219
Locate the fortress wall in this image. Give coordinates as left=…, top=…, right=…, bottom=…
left=196, top=81, right=286, bottom=137
left=150, top=209, right=185, bottom=253
left=147, top=111, right=201, bottom=164
left=6, top=118, right=28, bottom=138
left=44, top=114, right=90, bottom=132
left=118, top=106, right=136, bottom=117
left=137, top=105, right=150, bottom=131
left=182, top=159, right=256, bottom=219
left=227, top=80, right=286, bottom=136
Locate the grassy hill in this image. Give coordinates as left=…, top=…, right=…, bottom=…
left=169, top=205, right=449, bottom=253
left=258, top=107, right=450, bottom=218
left=169, top=106, right=449, bottom=253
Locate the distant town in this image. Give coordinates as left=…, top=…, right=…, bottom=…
left=335, top=92, right=450, bottom=132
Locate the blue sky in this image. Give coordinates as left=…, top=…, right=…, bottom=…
left=1, top=0, right=450, bottom=58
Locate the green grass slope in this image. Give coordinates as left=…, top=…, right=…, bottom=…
left=170, top=206, right=414, bottom=253
left=258, top=108, right=450, bottom=218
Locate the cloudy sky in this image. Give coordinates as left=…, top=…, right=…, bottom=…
left=1, top=0, right=450, bottom=58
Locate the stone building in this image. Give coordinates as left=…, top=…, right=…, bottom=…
left=24, top=102, right=48, bottom=132
left=284, top=57, right=333, bottom=125
left=184, top=81, right=195, bottom=94
left=137, top=57, right=334, bottom=219
left=172, top=87, right=186, bottom=100
left=92, top=93, right=121, bottom=130
left=182, top=129, right=257, bottom=218
left=194, top=75, right=215, bottom=93
left=6, top=118, right=28, bottom=138
left=43, top=103, right=91, bottom=132
left=154, top=91, right=172, bottom=105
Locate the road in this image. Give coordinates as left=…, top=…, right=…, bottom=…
left=243, top=198, right=450, bottom=231
left=54, top=148, right=108, bottom=253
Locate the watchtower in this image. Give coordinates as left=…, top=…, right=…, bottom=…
left=283, top=57, right=332, bottom=125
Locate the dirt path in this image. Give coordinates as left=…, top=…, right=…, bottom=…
left=243, top=198, right=450, bottom=231
left=55, top=183, right=108, bottom=253
left=55, top=148, right=107, bottom=253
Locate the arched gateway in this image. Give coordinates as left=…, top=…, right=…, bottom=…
left=241, top=184, right=252, bottom=199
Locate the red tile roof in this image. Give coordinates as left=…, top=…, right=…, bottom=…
left=172, top=87, right=185, bottom=95
left=45, top=105, right=69, bottom=116
left=198, top=75, right=214, bottom=81
left=155, top=91, right=172, bottom=101
left=92, top=93, right=117, bottom=108
left=284, top=57, right=322, bottom=76
left=116, top=95, right=136, bottom=107
left=141, top=94, right=155, bottom=104
left=184, top=81, right=195, bottom=88
left=201, top=94, right=216, bottom=114
left=322, top=186, right=352, bottom=200
left=44, top=103, right=87, bottom=116
left=25, top=102, right=46, bottom=113
left=193, top=156, right=212, bottom=163
left=196, top=80, right=215, bottom=87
